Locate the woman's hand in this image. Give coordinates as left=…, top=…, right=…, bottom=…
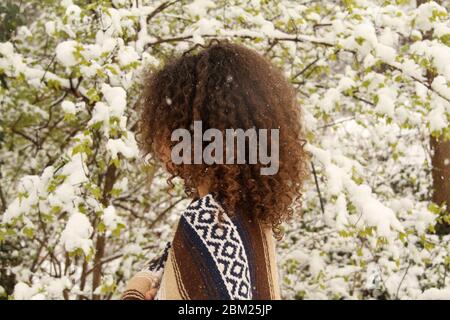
left=144, top=287, right=158, bottom=300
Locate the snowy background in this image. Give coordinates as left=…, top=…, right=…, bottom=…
left=0, top=0, right=449, bottom=300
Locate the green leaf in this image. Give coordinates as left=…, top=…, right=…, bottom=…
left=355, top=37, right=365, bottom=46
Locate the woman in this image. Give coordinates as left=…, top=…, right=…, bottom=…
left=122, top=40, right=309, bottom=300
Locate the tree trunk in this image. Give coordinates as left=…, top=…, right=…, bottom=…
left=416, top=0, right=450, bottom=235
left=416, top=0, right=449, bottom=235
left=92, top=164, right=117, bottom=299
left=430, top=136, right=450, bottom=235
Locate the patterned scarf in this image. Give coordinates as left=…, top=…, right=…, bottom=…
left=122, top=194, right=280, bottom=300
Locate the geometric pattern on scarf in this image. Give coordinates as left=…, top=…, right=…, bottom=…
left=181, top=194, right=252, bottom=300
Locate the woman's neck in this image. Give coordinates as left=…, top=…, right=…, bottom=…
left=197, top=178, right=211, bottom=197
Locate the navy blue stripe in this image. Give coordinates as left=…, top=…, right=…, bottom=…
left=231, top=212, right=256, bottom=298
left=177, top=222, right=221, bottom=299
left=179, top=215, right=231, bottom=299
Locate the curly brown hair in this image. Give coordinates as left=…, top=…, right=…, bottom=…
left=137, top=40, right=309, bottom=238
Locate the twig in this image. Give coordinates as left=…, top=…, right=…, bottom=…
left=292, top=56, right=320, bottom=80
left=395, top=260, right=412, bottom=299
left=311, top=161, right=325, bottom=215
left=146, top=0, right=181, bottom=23
left=317, top=116, right=356, bottom=130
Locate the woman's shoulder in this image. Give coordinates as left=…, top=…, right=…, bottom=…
left=178, top=193, right=248, bottom=245
left=181, top=194, right=222, bottom=222
left=182, top=193, right=223, bottom=219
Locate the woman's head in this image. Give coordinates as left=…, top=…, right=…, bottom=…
left=138, top=40, right=309, bottom=237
